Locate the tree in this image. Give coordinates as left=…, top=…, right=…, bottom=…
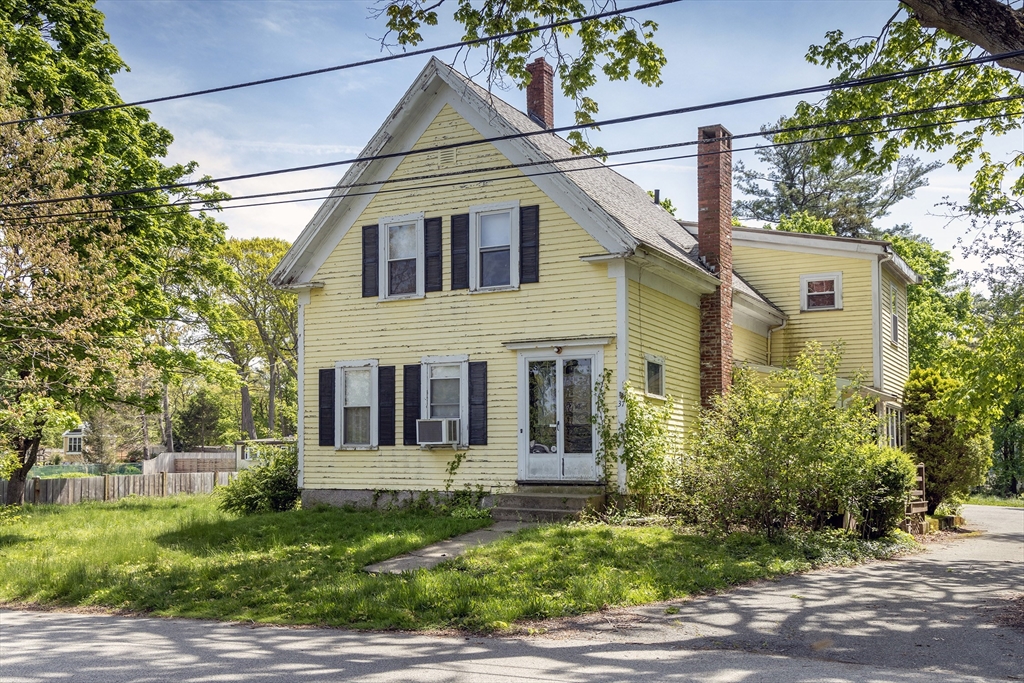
left=0, top=58, right=146, bottom=503
left=1, top=1, right=232, bottom=456
left=769, top=211, right=837, bottom=236
left=375, top=0, right=667, bottom=152
left=904, top=368, right=992, bottom=512
left=734, top=123, right=938, bottom=238
left=218, top=239, right=297, bottom=436
left=174, top=388, right=226, bottom=451
left=900, top=0, right=1024, bottom=73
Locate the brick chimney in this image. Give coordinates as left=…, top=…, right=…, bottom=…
left=697, top=124, right=734, bottom=406
left=525, top=57, right=554, bottom=129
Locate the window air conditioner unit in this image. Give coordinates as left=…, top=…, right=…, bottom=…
left=416, top=418, right=460, bottom=446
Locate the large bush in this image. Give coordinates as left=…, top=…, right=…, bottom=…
left=687, top=344, right=910, bottom=537
left=218, top=443, right=299, bottom=515
left=855, top=446, right=918, bottom=539
left=904, top=368, right=992, bottom=513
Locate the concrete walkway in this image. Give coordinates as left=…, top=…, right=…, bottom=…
left=363, top=521, right=535, bottom=574
left=1, top=505, right=1020, bottom=682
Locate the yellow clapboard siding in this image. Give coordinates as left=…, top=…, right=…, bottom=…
left=627, top=279, right=700, bottom=437
left=734, top=325, right=768, bottom=366
left=303, top=104, right=617, bottom=491
left=733, top=245, right=875, bottom=382
left=880, top=269, right=911, bottom=399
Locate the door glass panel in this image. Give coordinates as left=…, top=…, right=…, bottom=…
left=528, top=360, right=557, bottom=454
left=563, top=358, right=593, bottom=453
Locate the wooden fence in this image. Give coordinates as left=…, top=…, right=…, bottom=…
left=0, top=472, right=236, bottom=506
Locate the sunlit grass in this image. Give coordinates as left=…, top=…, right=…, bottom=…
left=0, top=496, right=916, bottom=631
left=967, top=494, right=1024, bottom=507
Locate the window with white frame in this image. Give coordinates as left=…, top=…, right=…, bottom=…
left=890, top=283, right=900, bottom=345
left=66, top=436, right=82, bottom=454
left=336, top=360, right=378, bottom=448
left=645, top=354, right=666, bottom=398
left=885, top=404, right=905, bottom=449
left=800, top=272, right=843, bottom=311
left=470, top=202, right=519, bottom=290
left=421, top=355, right=469, bottom=444
left=379, top=213, right=424, bottom=299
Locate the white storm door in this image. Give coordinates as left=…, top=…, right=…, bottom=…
left=518, top=351, right=599, bottom=482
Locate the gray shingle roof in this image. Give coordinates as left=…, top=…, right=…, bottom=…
left=442, top=61, right=774, bottom=308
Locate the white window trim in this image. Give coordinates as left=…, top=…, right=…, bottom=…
left=420, top=355, right=470, bottom=447
left=889, top=283, right=900, bottom=346
left=67, top=436, right=82, bottom=454
left=378, top=212, right=425, bottom=301
left=469, top=201, right=520, bottom=292
left=644, top=353, right=667, bottom=399
left=335, top=359, right=379, bottom=450
left=800, top=271, right=844, bottom=312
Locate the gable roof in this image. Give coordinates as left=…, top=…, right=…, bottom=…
left=271, top=57, right=715, bottom=288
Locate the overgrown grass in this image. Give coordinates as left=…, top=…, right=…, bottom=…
left=0, top=496, right=917, bottom=632
left=967, top=494, right=1024, bottom=507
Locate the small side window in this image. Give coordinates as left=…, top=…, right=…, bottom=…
left=800, top=272, right=843, bottom=311
left=645, top=355, right=666, bottom=398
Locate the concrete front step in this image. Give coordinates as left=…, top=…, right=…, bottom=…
left=490, top=507, right=584, bottom=523
left=494, top=492, right=605, bottom=511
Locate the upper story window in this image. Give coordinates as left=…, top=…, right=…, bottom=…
left=645, top=354, right=666, bottom=398
left=379, top=213, right=424, bottom=300
left=469, top=202, right=520, bottom=291
left=890, top=284, right=900, bottom=345
left=800, top=272, right=843, bottom=311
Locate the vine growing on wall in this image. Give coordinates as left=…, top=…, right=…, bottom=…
left=593, top=369, right=676, bottom=510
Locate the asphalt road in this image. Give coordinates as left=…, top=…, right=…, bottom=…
left=1, top=505, right=1021, bottom=682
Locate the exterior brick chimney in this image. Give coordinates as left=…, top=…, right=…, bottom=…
left=697, top=124, right=734, bottom=406
left=525, top=57, right=554, bottom=129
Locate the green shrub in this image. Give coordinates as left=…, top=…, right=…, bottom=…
left=855, top=446, right=917, bottom=539
left=687, top=343, right=881, bottom=536
left=218, top=443, right=299, bottom=515
left=904, top=368, right=992, bottom=513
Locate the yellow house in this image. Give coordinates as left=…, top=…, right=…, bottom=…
left=271, top=57, right=920, bottom=508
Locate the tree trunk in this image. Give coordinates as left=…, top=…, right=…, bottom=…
left=268, top=362, right=278, bottom=437
left=901, top=0, right=1024, bottom=72
left=240, top=384, right=256, bottom=440
left=5, top=436, right=41, bottom=505
left=162, top=383, right=175, bottom=452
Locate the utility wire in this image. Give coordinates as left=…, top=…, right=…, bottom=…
left=4, top=46, right=1021, bottom=211
left=0, top=0, right=686, bottom=127
left=11, top=104, right=1018, bottom=225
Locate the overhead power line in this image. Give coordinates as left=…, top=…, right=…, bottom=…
left=11, top=102, right=1019, bottom=225
left=3, top=47, right=1021, bottom=212
left=0, top=0, right=686, bottom=128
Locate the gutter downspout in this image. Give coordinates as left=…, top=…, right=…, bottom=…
left=767, top=319, right=787, bottom=368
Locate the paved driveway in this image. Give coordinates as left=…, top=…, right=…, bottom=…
left=1, top=505, right=1021, bottom=682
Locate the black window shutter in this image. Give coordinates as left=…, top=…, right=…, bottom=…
left=468, top=361, right=487, bottom=446
left=378, top=366, right=396, bottom=446
left=361, top=225, right=379, bottom=297
left=403, top=364, right=421, bottom=446
left=318, top=368, right=335, bottom=447
left=451, top=214, right=470, bottom=290
left=520, top=205, right=540, bottom=284
left=424, top=217, right=443, bottom=292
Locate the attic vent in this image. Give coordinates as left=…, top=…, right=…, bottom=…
left=437, top=148, right=458, bottom=169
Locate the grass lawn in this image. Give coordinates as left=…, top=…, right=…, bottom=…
left=0, top=495, right=916, bottom=632
left=967, top=494, right=1024, bottom=507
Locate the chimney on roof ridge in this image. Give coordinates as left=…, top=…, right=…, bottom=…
left=697, top=123, right=734, bottom=406
left=525, top=57, right=554, bottom=129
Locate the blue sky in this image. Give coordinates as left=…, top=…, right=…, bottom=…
left=97, top=0, right=1001, bottom=274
